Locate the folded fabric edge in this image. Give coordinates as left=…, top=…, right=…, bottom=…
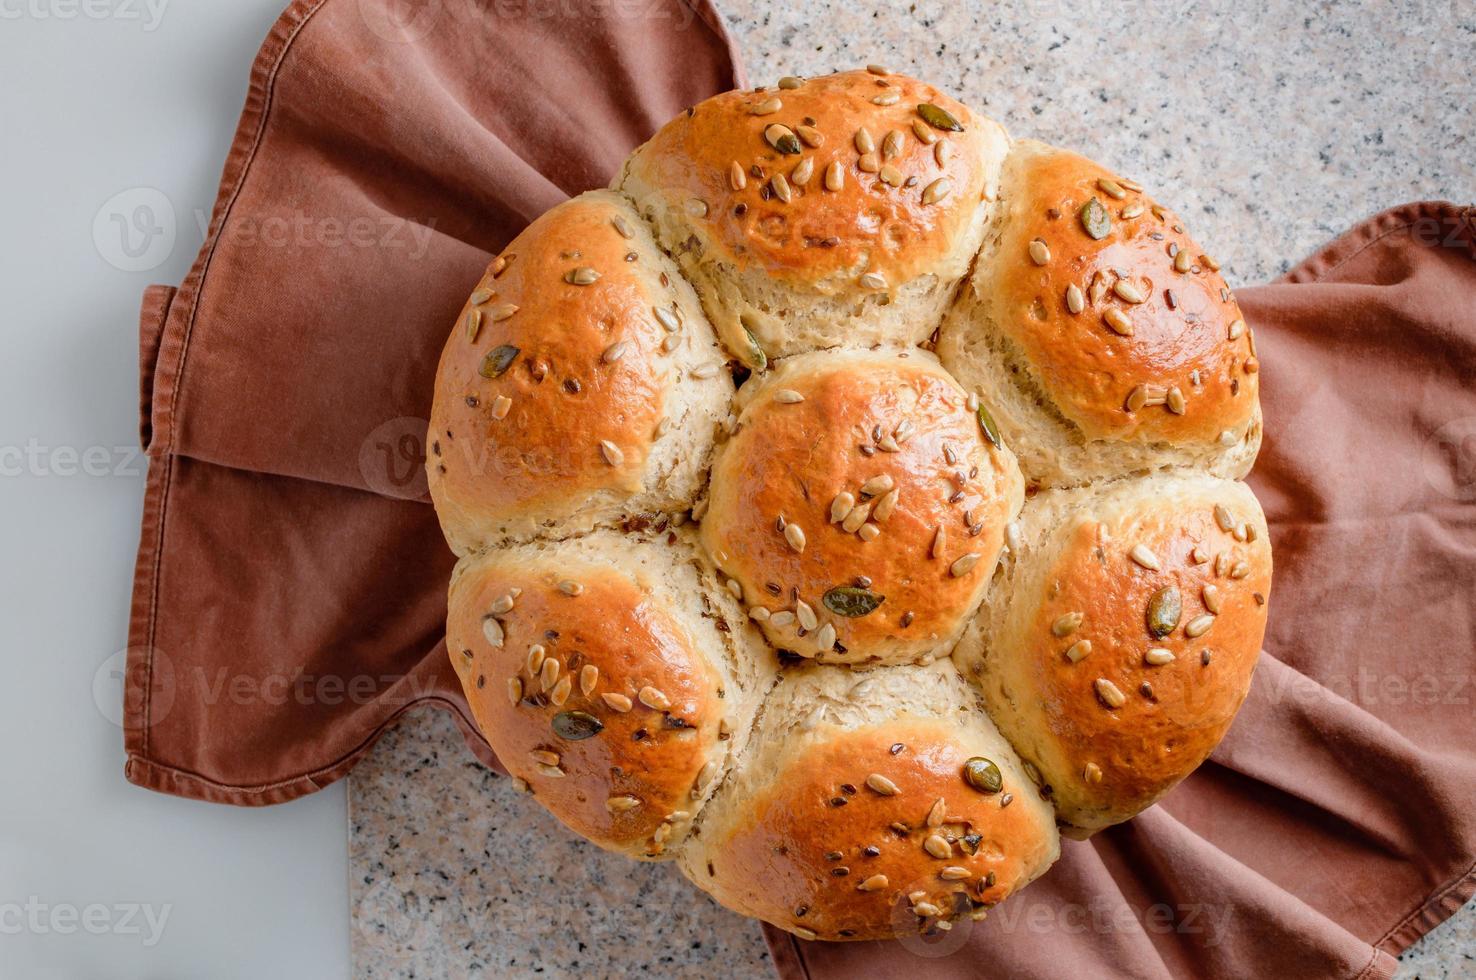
left=1279, top=200, right=1475, bottom=285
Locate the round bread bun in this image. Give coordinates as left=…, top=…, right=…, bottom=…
left=937, top=140, right=1262, bottom=488
left=953, top=473, right=1271, bottom=837
left=701, top=348, right=1023, bottom=665
left=678, top=661, right=1059, bottom=941
left=426, top=68, right=1273, bottom=944
left=427, top=190, right=732, bottom=554
left=447, top=529, right=775, bottom=859
left=617, top=69, right=1008, bottom=364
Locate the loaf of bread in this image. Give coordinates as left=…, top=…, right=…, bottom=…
left=429, top=67, right=1270, bottom=942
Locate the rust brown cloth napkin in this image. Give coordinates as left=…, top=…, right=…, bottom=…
left=123, top=2, right=1476, bottom=976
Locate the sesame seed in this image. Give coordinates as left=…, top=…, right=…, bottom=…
left=1129, top=544, right=1162, bottom=570
left=1028, top=239, right=1051, bottom=265
left=1095, top=678, right=1127, bottom=708
left=638, top=686, right=671, bottom=710
left=866, top=774, right=899, bottom=796
left=1185, top=614, right=1215, bottom=638
left=784, top=523, right=807, bottom=552
left=1145, top=648, right=1175, bottom=666
left=602, top=692, right=633, bottom=712
left=950, top=553, right=982, bottom=577
left=482, top=617, right=505, bottom=648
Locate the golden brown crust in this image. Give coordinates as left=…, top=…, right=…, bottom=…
left=427, top=191, right=728, bottom=552
left=978, top=479, right=1272, bottom=835
left=702, top=351, right=1022, bottom=665
left=688, top=722, right=1056, bottom=941
left=448, top=550, right=725, bottom=859
left=958, top=140, right=1258, bottom=448
left=618, top=69, right=1008, bottom=359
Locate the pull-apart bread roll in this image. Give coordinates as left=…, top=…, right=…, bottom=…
left=427, top=66, right=1271, bottom=943
left=955, top=474, right=1271, bottom=837
left=679, top=662, right=1058, bottom=941
left=937, top=141, right=1262, bottom=487
left=618, top=69, right=1008, bottom=362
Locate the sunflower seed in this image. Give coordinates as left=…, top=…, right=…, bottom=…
left=1214, top=503, right=1235, bottom=532
left=1130, top=544, right=1161, bottom=570
left=482, top=617, right=505, bottom=648
left=750, top=97, right=782, bottom=115
left=830, top=491, right=856, bottom=522
left=854, top=127, right=876, bottom=154
left=796, top=599, right=818, bottom=631
left=530, top=749, right=560, bottom=767
left=490, top=395, right=512, bottom=420
left=579, top=665, right=599, bottom=696
left=1066, top=283, right=1085, bottom=314
left=934, top=140, right=952, bottom=166
left=1145, top=648, right=1175, bottom=666
left=611, top=215, right=635, bottom=239
left=1174, top=249, right=1192, bottom=273
left=1066, top=639, right=1092, bottom=663
left=607, top=795, right=641, bottom=812
left=1113, top=280, right=1147, bottom=304
left=873, top=90, right=900, bottom=106
left=540, top=657, right=560, bottom=690
left=1185, top=614, right=1216, bottom=638
left=549, top=675, right=572, bottom=705
left=638, top=686, right=670, bottom=710
left=770, top=173, right=792, bottom=203
left=859, top=272, right=888, bottom=290
left=950, top=553, right=982, bottom=577
left=866, top=774, right=899, bottom=796
left=599, top=440, right=624, bottom=466
left=923, top=834, right=951, bottom=859
left=860, top=474, right=895, bottom=497
left=1228, top=318, right=1246, bottom=340
left=1104, top=308, right=1135, bottom=335
left=1097, top=177, right=1128, bottom=200
left=1052, top=611, right=1084, bottom=636
left=882, top=129, right=904, bottom=159
left=602, top=692, right=633, bottom=712
left=1166, top=386, right=1187, bottom=414
left=858, top=151, right=881, bottom=173
left=1095, top=678, right=1127, bottom=708
left=465, top=308, right=483, bottom=341
left=796, top=124, right=825, bottom=147
left=691, top=363, right=720, bottom=379
left=728, top=160, right=747, bottom=191
left=506, top=677, right=522, bottom=705
left=824, top=161, right=845, bottom=191
left=470, top=288, right=494, bottom=306
left=490, top=593, right=515, bottom=615
left=602, top=341, right=628, bottom=364
left=565, top=267, right=600, bottom=285
left=921, top=177, right=951, bottom=205
left=653, top=306, right=680, bottom=331
left=527, top=644, right=546, bottom=673
left=858, top=874, right=889, bottom=892
left=931, top=524, right=947, bottom=559
left=912, top=118, right=937, bottom=144
left=784, top=523, right=807, bottom=552
left=791, top=157, right=815, bottom=186
left=940, top=867, right=971, bottom=881
left=1121, top=202, right=1145, bottom=219
left=815, top=622, right=837, bottom=649
left=1084, top=762, right=1104, bottom=783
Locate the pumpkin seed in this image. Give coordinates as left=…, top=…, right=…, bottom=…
left=822, top=586, right=884, bottom=617
left=962, top=757, right=1003, bottom=793
left=917, top=103, right=963, bottom=132
left=976, top=403, right=1003, bottom=449
left=1146, top=586, right=1182, bottom=637
left=551, top=710, right=603, bottom=740
left=744, top=328, right=767, bottom=370
left=480, top=344, right=520, bottom=378
left=1079, top=198, right=1112, bottom=240
left=765, top=124, right=801, bottom=155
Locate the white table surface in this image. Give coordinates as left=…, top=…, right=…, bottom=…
left=0, top=3, right=349, bottom=977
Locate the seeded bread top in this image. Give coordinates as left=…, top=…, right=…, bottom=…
left=955, top=474, right=1273, bottom=837
left=427, top=190, right=730, bottom=554
left=426, top=66, right=1271, bottom=944
left=681, top=663, right=1058, bottom=942
left=701, top=349, right=1023, bottom=666
left=617, top=69, right=1008, bottom=362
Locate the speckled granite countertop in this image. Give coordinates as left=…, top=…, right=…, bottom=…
left=350, top=1, right=1475, bottom=976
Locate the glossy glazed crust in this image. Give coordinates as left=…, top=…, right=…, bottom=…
left=427, top=190, right=730, bottom=553
left=679, top=664, right=1058, bottom=941
left=701, top=350, right=1023, bottom=665
left=448, top=540, right=731, bottom=859
left=958, top=475, right=1271, bottom=836
left=617, top=69, right=1008, bottom=360
left=938, top=141, right=1261, bottom=485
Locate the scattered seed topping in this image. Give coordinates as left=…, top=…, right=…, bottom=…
left=607, top=795, right=641, bottom=812
left=579, top=664, right=599, bottom=696
left=480, top=344, right=521, bottom=378
left=796, top=124, right=824, bottom=147
left=1146, top=586, right=1182, bottom=638
left=1145, top=648, right=1176, bottom=666
left=822, top=586, right=884, bottom=617
left=490, top=395, right=512, bottom=420
left=530, top=749, right=560, bottom=767
left=1130, top=544, right=1162, bottom=570
left=921, top=177, right=951, bottom=205
left=1084, top=762, right=1104, bottom=783
left=1028, top=239, right=1051, bottom=265
left=1080, top=198, right=1112, bottom=239
left=764, top=123, right=801, bottom=155
left=603, top=692, right=633, bottom=712
left=923, top=834, right=951, bottom=859
left=784, top=522, right=807, bottom=552
left=854, top=127, right=876, bottom=154
left=1066, top=639, right=1092, bottom=663
left=558, top=579, right=584, bottom=596
left=858, top=874, right=889, bottom=892
left=866, top=774, right=899, bottom=796
left=1202, top=584, right=1222, bottom=614
left=465, top=308, right=482, bottom=342
left=599, top=440, right=624, bottom=466
left=916, top=103, right=963, bottom=131
left=1065, top=283, right=1085, bottom=314
left=1113, top=280, right=1147, bottom=304
left=482, top=617, right=505, bottom=648
left=1052, top=611, right=1084, bottom=637
left=505, top=676, right=522, bottom=705
left=873, top=89, right=900, bottom=106
left=1185, top=614, right=1216, bottom=638
left=638, top=686, right=671, bottom=710
left=963, top=757, right=1003, bottom=793
left=565, top=267, right=600, bottom=286
left=551, top=709, right=602, bottom=739
left=859, top=272, right=888, bottom=290
left=791, top=157, right=815, bottom=186
left=1104, top=308, right=1135, bottom=336
left=950, top=553, right=982, bottom=577
left=750, top=97, right=782, bottom=115
left=796, top=599, right=818, bottom=631
left=1095, top=678, right=1127, bottom=708
left=824, top=161, right=845, bottom=191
